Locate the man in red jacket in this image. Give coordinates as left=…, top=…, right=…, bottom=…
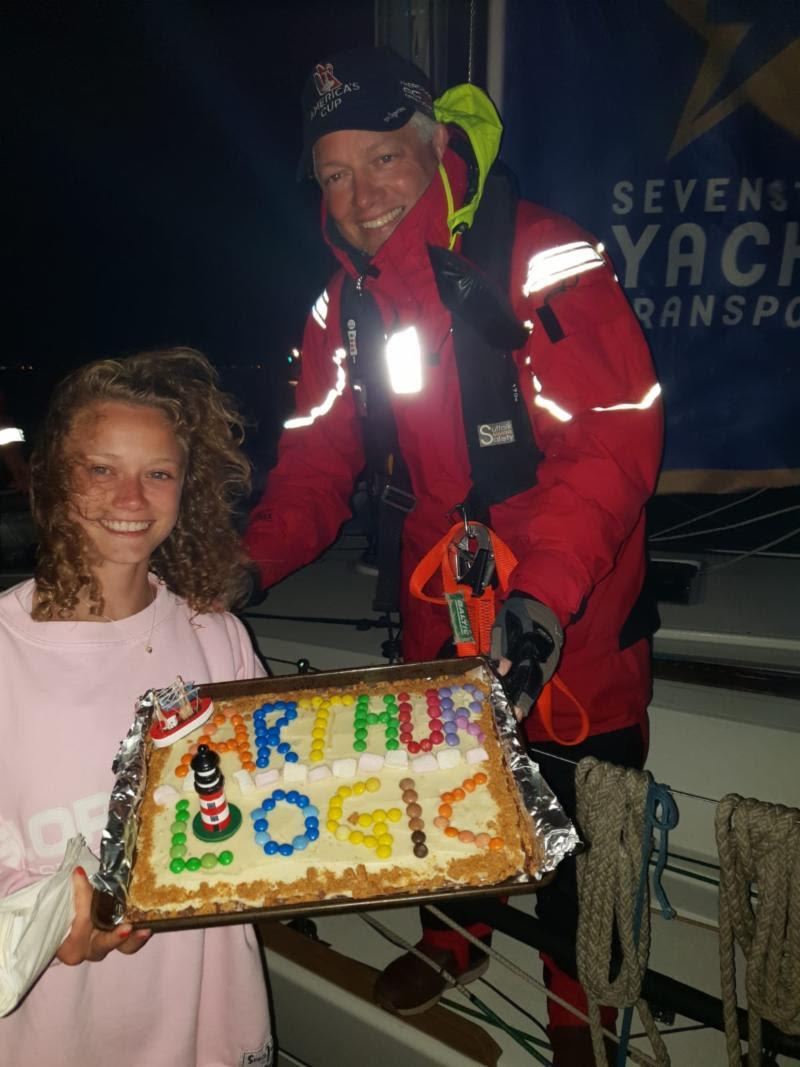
left=245, top=46, right=662, bottom=1065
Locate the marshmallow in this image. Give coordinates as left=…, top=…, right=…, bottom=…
left=332, top=758, right=357, bottom=779
left=153, top=784, right=179, bottom=806
left=233, top=770, right=255, bottom=794
left=283, top=761, right=308, bottom=783
left=466, top=747, right=489, bottom=764
left=357, top=752, right=384, bottom=774
left=410, top=753, right=439, bottom=774
left=308, top=763, right=332, bottom=783
left=254, top=768, right=280, bottom=789
left=436, top=748, right=463, bottom=771
left=384, top=749, right=409, bottom=770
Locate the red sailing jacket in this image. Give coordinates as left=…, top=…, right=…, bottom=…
left=244, top=147, right=663, bottom=742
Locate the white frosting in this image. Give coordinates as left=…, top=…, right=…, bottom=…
left=133, top=676, right=523, bottom=914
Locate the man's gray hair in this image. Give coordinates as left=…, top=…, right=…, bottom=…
left=409, top=110, right=440, bottom=144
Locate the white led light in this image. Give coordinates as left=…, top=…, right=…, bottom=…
left=385, top=326, right=423, bottom=395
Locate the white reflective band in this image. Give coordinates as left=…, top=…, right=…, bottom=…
left=534, top=394, right=573, bottom=422
left=310, top=289, right=330, bottom=330
left=0, top=428, right=24, bottom=446
left=284, top=348, right=346, bottom=429
left=385, top=326, right=422, bottom=395
left=592, top=383, right=662, bottom=412
left=522, top=241, right=605, bottom=296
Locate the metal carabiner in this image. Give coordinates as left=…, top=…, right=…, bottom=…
left=448, top=520, right=496, bottom=596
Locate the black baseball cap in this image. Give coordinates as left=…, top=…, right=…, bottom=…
left=299, top=46, right=436, bottom=178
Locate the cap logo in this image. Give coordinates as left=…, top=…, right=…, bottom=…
left=313, top=63, right=342, bottom=96
left=401, top=80, right=433, bottom=113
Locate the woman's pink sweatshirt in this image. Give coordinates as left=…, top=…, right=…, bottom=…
left=0, top=578, right=272, bottom=1067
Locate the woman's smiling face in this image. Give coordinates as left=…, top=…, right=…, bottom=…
left=68, top=401, right=186, bottom=570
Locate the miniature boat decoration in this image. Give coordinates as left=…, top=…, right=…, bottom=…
left=149, top=677, right=214, bottom=747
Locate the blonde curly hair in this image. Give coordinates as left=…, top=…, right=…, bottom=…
left=30, top=347, right=252, bottom=620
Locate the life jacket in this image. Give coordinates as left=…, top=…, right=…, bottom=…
left=339, top=152, right=543, bottom=611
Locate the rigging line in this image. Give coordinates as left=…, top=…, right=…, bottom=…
left=358, top=913, right=551, bottom=1063
left=701, top=525, right=800, bottom=574
left=474, top=974, right=551, bottom=1037
left=650, top=488, right=767, bottom=538
left=261, top=655, right=319, bottom=672
left=526, top=746, right=722, bottom=807
left=423, top=906, right=659, bottom=1066
left=649, top=503, right=800, bottom=542
left=438, top=998, right=551, bottom=1057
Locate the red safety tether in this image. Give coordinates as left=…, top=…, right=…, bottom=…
left=409, top=520, right=591, bottom=746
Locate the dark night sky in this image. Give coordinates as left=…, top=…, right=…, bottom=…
left=5, top=1, right=375, bottom=459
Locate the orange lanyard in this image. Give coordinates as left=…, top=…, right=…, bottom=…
left=409, top=520, right=591, bottom=746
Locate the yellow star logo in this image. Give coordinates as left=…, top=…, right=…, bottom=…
left=667, top=0, right=800, bottom=159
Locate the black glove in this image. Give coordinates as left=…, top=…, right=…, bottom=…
left=490, top=593, right=564, bottom=718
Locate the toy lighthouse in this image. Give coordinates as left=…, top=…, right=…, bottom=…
left=190, top=744, right=241, bottom=842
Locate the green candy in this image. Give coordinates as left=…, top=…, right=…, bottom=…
left=171, top=831, right=187, bottom=846
left=186, top=857, right=202, bottom=872
left=218, top=851, right=234, bottom=866
left=200, top=853, right=217, bottom=869
left=175, top=810, right=190, bottom=823
left=354, top=727, right=368, bottom=741
left=385, top=738, right=399, bottom=750
left=385, top=725, right=398, bottom=739
left=170, top=821, right=185, bottom=834
left=169, top=857, right=185, bottom=874
left=353, top=740, right=367, bottom=752
left=170, top=844, right=187, bottom=859
left=175, top=799, right=190, bottom=812
left=366, top=713, right=378, bottom=725
left=383, top=695, right=396, bottom=705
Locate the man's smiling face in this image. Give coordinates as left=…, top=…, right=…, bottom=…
left=314, top=120, right=448, bottom=256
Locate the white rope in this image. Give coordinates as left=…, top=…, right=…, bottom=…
left=575, top=758, right=671, bottom=1067
left=715, top=794, right=800, bottom=1067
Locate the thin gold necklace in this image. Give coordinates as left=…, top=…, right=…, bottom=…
left=99, top=580, right=159, bottom=654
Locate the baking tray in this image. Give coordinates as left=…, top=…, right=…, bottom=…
left=92, top=657, right=577, bottom=932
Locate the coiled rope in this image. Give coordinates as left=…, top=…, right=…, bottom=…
left=575, top=758, right=676, bottom=1067
left=715, top=794, right=800, bottom=1067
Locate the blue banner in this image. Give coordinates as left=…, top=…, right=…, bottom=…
left=501, top=0, right=799, bottom=490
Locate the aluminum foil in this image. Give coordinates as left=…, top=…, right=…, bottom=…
left=484, top=663, right=581, bottom=874
left=93, top=658, right=578, bottom=925
left=93, top=689, right=155, bottom=922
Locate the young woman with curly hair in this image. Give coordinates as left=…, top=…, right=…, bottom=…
left=0, top=348, right=272, bottom=1066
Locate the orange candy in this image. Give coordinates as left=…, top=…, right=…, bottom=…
left=489, top=837, right=505, bottom=851
left=175, top=764, right=189, bottom=778
left=459, top=830, right=475, bottom=844
left=197, top=734, right=211, bottom=745
left=475, top=833, right=491, bottom=848
left=213, top=713, right=226, bottom=726
left=444, top=826, right=459, bottom=839
left=473, top=772, right=488, bottom=785
left=438, top=803, right=453, bottom=819
left=232, top=715, right=244, bottom=726
left=451, top=788, right=465, bottom=802
left=242, top=760, right=256, bottom=772
left=180, top=753, right=192, bottom=765
left=440, top=791, right=453, bottom=804
left=463, top=778, right=476, bottom=792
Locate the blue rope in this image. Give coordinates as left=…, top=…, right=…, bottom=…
left=616, top=779, right=679, bottom=1067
